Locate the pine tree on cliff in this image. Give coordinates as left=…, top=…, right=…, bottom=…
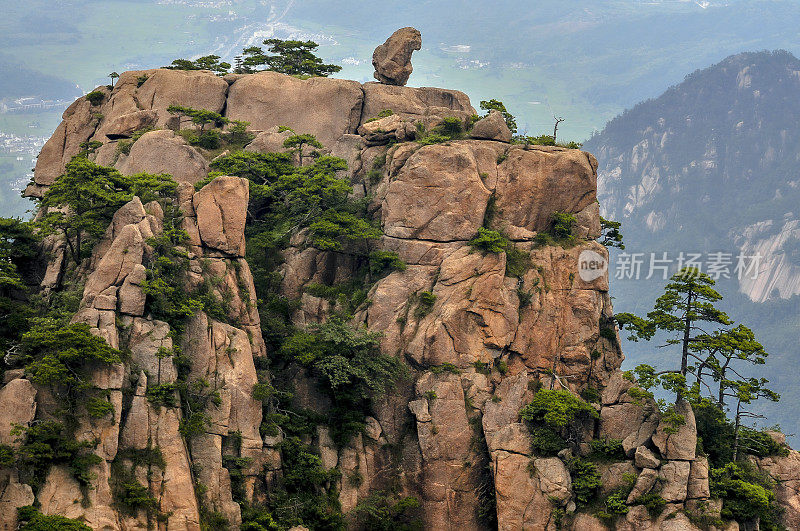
left=36, top=157, right=177, bottom=266
left=616, top=267, right=731, bottom=398
left=242, top=39, right=341, bottom=77
left=616, top=267, right=779, bottom=455
left=164, top=54, right=230, bottom=74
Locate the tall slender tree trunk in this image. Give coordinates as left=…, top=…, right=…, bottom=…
left=677, top=290, right=694, bottom=400
left=733, top=401, right=742, bottom=461
left=718, top=366, right=727, bottom=407
left=681, top=290, right=693, bottom=377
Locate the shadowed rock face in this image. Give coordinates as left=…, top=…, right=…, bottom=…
left=372, top=27, right=422, bottom=86
left=11, top=65, right=800, bottom=531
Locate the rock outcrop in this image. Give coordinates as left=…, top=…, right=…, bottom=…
left=470, top=110, right=512, bottom=142
left=10, top=51, right=800, bottom=531
left=372, top=27, right=422, bottom=86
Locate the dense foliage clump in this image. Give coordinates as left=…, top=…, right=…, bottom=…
left=520, top=389, right=597, bottom=456
left=36, top=157, right=176, bottom=266
left=17, top=506, right=91, bottom=531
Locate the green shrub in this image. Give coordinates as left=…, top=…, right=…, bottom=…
left=365, top=109, right=394, bottom=123
left=633, top=491, right=667, bottom=517
left=224, top=120, right=254, bottom=145
left=550, top=211, right=576, bottom=240
left=589, top=437, right=626, bottom=461
left=598, top=490, right=630, bottom=523
left=661, top=405, right=685, bottom=434
left=530, top=426, right=567, bottom=456
left=527, top=134, right=555, bottom=146
left=694, top=398, right=735, bottom=467
left=739, top=427, right=789, bottom=458
left=0, top=444, right=15, bottom=467
left=431, top=362, right=460, bottom=375
left=179, top=412, right=211, bottom=439
left=146, top=383, right=178, bottom=408
left=22, top=321, right=122, bottom=395
left=505, top=245, right=530, bottom=278
left=415, top=291, right=437, bottom=317
left=520, top=389, right=598, bottom=430
left=569, top=458, right=602, bottom=506
left=36, top=157, right=177, bottom=266
left=352, top=492, right=423, bottom=531
left=521, top=389, right=597, bottom=456
left=12, top=421, right=102, bottom=493
left=17, top=506, right=91, bottom=530
left=252, top=382, right=275, bottom=403
left=473, top=361, right=491, bottom=374
left=435, top=116, right=464, bottom=137
left=241, top=505, right=280, bottom=530
left=194, top=129, right=222, bottom=149
left=416, top=133, right=452, bottom=146
left=117, top=480, right=157, bottom=513
left=85, top=90, right=105, bottom=106
left=711, top=462, right=780, bottom=527
left=581, top=387, right=600, bottom=403
left=136, top=74, right=149, bottom=87
left=599, top=325, right=617, bottom=343
left=167, top=105, right=229, bottom=131
left=280, top=318, right=404, bottom=445
left=495, top=359, right=508, bottom=374
left=86, top=396, right=115, bottom=418
left=369, top=250, right=407, bottom=277
left=469, top=227, right=509, bottom=253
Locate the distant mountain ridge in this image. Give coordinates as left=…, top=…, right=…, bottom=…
left=586, top=49, right=800, bottom=303
left=584, top=49, right=800, bottom=442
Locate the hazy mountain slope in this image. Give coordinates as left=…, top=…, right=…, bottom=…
left=584, top=50, right=800, bottom=440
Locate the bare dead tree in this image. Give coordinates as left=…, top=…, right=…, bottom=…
left=553, top=115, right=565, bottom=143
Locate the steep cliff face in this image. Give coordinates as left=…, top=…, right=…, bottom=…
left=4, top=67, right=800, bottom=531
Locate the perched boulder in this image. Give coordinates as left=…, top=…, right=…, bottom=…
left=117, top=129, right=209, bottom=184
left=372, top=27, right=422, bottom=86
left=470, top=110, right=512, bottom=142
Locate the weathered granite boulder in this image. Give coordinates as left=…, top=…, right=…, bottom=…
left=652, top=400, right=697, bottom=460
left=192, top=176, right=249, bottom=256
left=117, top=129, right=209, bottom=184
left=372, top=27, right=422, bottom=86
left=226, top=72, right=363, bottom=148
left=470, top=110, right=512, bottom=142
